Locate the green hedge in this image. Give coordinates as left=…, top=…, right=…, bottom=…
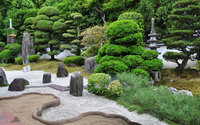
left=38, top=6, right=60, bottom=16
left=63, top=56, right=85, bottom=66
left=107, top=80, right=123, bottom=96
left=140, top=59, right=163, bottom=72
left=36, top=20, right=53, bottom=31
left=15, top=57, right=23, bottom=65
left=141, top=50, right=159, bottom=60
left=132, top=68, right=149, bottom=77
left=129, top=46, right=145, bottom=55
left=123, top=55, right=144, bottom=68
left=95, top=60, right=129, bottom=74
left=99, top=55, right=121, bottom=64
left=28, top=55, right=40, bottom=62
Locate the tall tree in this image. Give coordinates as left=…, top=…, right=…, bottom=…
left=162, top=0, right=200, bottom=71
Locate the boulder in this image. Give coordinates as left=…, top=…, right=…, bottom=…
left=57, top=62, right=68, bottom=77
left=70, top=72, right=83, bottom=96
left=43, top=73, right=51, bottom=83
left=8, top=78, right=29, bottom=91
left=84, top=57, right=98, bottom=73
left=0, top=68, right=8, bottom=85
left=168, top=87, right=193, bottom=96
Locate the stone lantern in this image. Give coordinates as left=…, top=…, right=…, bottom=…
left=7, top=19, right=16, bottom=44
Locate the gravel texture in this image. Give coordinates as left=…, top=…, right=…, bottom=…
left=0, top=70, right=168, bottom=125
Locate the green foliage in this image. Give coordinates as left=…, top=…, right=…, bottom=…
left=95, top=60, right=129, bottom=74
left=132, top=68, right=150, bottom=77
left=52, top=21, right=66, bottom=31
left=128, top=46, right=145, bottom=55
left=99, top=55, right=121, bottom=64
left=15, top=57, right=23, bottom=65
left=123, top=55, right=144, bottom=68
left=48, top=50, right=60, bottom=56
left=5, top=43, right=21, bottom=57
left=50, top=16, right=60, bottom=21
left=107, top=80, right=123, bottom=96
left=63, top=56, right=85, bottom=66
left=163, top=51, right=186, bottom=63
left=118, top=12, right=144, bottom=30
left=28, top=55, right=40, bottom=62
left=88, top=73, right=111, bottom=95
left=141, top=50, right=159, bottom=60
left=0, top=50, right=13, bottom=63
left=106, top=20, right=143, bottom=45
left=38, top=6, right=60, bottom=16
left=140, top=59, right=163, bottom=71
left=36, top=20, right=53, bottom=31
left=35, top=15, right=49, bottom=22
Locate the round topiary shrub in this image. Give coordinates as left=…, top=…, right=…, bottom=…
left=123, top=55, right=144, bottom=68
left=38, top=6, right=60, bottom=16
left=99, top=55, right=121, bottom=64
left=28, top=55, right=40, bottom=62
left=129, top=46, right=145, bottom=55
left=15, top=57, right=23, bottom=65
left=141, top=50, right=159, bottom=60
left=107, top=80, right=123, bottom=96
left=140, top=59, right=163, bottom=72
left=106, top=20, right=143, bottom=45
left=88, top=73, right=111, bottom=95
left=36, top=20, right=53, bottom=31
left=63, top=56, right=85, bottom=66
left=132, top=68, right=150, bottom=77
left=95, top=60, right=129, bottom=74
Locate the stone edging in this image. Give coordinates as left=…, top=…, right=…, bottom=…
left=0, top=92, right=140, bottom=125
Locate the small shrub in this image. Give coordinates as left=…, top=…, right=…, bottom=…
left=140, top=59, right=163, bottom=72
left=128, top=46, right=145, bottom=55
left=123, top=55, right=144, bottom=68
left=0, top=50, right=13, bottom=63
left=63, top=56, right=84, bottom=66
left=88, top=73, right=111, bottom=95
left=95, top=60, right=129, bottom=74
left=141, top=50, right=159, bottom=60
left=107, top=80, right=123, bottom=96
left=99, top=55, right=121, bottom=64
left=132, top=68, right=149, bottom=77
left=15, top=57, right=23, bottom=65
left=28, top=55, right=40, bottom=62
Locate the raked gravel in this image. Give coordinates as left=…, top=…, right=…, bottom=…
left=0, top=70, right=168, bottom=125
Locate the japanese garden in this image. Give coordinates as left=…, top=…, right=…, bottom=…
left=0, top=0, right=200, bottom=125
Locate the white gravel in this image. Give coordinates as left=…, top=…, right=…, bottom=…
left=0, top=70, right=168, bottom=125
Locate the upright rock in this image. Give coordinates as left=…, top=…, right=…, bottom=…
left=0, top=68, right=8, bottom=85
left=29, top=36, right=35, bottom=55
left=43, top=73, right=51, bottom=83
left=57, top=62, right=68, bottom=77
left=84, top=57, right=98, bottom=73
left=70, top=72, right=83, bottom=96
left=8, top=78, right=29, bottom=91
left=22, top=33, right=30, bottom=64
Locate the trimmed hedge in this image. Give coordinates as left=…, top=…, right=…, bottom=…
left=63, top=56, right=85, bottom=66
left=129, top=46, right=145, bottom=55
left=132, top=68, right=150, bottom=77
left=123, top=55, right=144, bottom=68
left=36, top=20, right=53, bottom=31
left=28, top=55, right=40, bottom=62
left=95, top=60, right=129, bottom=74
left=141, top=50, right=159, bottom=60
left=107, top=80, right=123, bottom=96
left=99, top=55, right=121, bottom=64
left=140, top=59, right=163, bottom=71
left=15, top=57, right=23, bottom=65
left=38, top=6, right=60, bottom=16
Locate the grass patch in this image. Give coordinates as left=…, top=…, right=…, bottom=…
left=0, top=63, right=11, bottom=67
left=158, top=68, right=200, bottom=96
left=117, top=72, right=200, bottom=125
left=0, top=83, right=9, bottom=87
left=4, top=59, right=92, bottom=78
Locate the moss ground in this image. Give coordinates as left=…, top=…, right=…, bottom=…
left=157, top=68, right=200, bottom=96
left=3, top=59, right=92, bottom=78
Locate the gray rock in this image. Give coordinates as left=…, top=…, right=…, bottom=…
left=22, top=33, right=30, bottom=64
left=57, top=62, right=68, bottom=77
left=168, top=87, right=193, bottom=96
left=8, top=78, right=29, bottom=91
left=84, top=57, right=98, bottom=73
left=0, top=68, right=8, bottom=85
left=43, top=73, right=51, bottom=83
left=70, top=72, right=83, bottom=96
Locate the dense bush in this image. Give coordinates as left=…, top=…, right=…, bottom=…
left=123, top=55, right=144, bottom=68
left=132, top=68, right=149, bottom=77
left=36, top=20, right=53, bottom=31
left=140, top=59, right=163, bottom=72
left=107, top=80, right=123, bottom=96
left=128, top=46, right=145, bottom=55
left=0, top=50, right=13, bottom=63
left=141, top=50, right=159, bottom=60
left=63, top=56, right=85, bottom=66
left=95, top=60, right=129, bottom=74
left=38, top=6, right=60, bottom=16
left=28, top=55, right=40, bottom=62
left=88, top=73, right=111, bottom=95
left=15, top=57, right=23, bottom=65
left=99, top=55, right=121, bottom=64
left=106, top=20, right=143, bottom=45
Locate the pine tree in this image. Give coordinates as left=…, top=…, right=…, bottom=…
left=163, top=0, right=200, bottom=71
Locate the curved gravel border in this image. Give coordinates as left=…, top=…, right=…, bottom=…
left=0, top=70, right=168, bottom=125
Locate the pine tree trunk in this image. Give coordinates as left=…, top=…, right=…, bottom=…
left=175, top=58, right=188, bottom=72
left=51, top=55, right=55, bottom=60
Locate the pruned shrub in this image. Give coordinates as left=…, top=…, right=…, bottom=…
left=95, top=60, right=129, bottom=74
left=38, top=6, right=60, bottom=16
left=107, top=80, right=123, bottom=96
left=88, top=73, right=111, bottom=95
left=63, top=56, right=84, bottom=66
left=28, top=55, right=40, bottom=62
left=106, top=20, right=143, bottom=45
left=36, top=20, right=53, bottom=31
left=15, top=57, right=23, bottom=65
left=141, top=50, right=159, bottom=60
left=129, top=46, right=145, bottom=55
left=140, top=59, right=163, bottom=71
left=123, top=55, right=144, bottom=68
left=99, top=55, right=121, bottom=64
left=132, top=68, right=149, bottom=77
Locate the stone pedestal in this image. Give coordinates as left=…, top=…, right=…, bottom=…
left=70, top=72, right=83, bottom=96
